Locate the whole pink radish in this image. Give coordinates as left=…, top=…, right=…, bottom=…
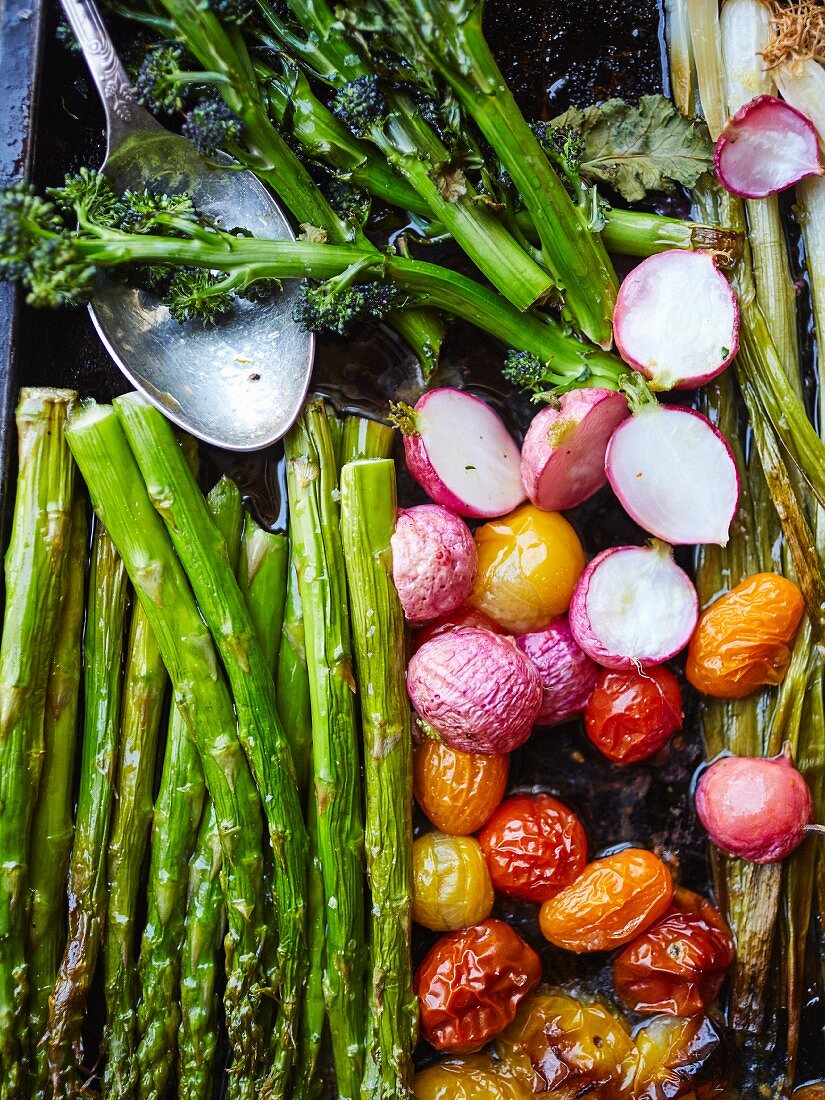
left=521, top=389, right=629, bottom=512
left=392, top=388, right=525, bottom=519
left=516, top=617, right=599, bottom=726
left=715, top=94, right=823, bottom=199
left=407, top=627, right=543, bottom=754
left=605, top=404, right=740, bottom=547
left=695, top=751, right=814, bottom=863
left=391, top=504, right=477, bottom=623
left=569, top=540, right=698, bottom=670
left=613, top=251, right=739, bottom=390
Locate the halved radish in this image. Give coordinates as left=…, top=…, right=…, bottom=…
left=613, top=252, right=739, bottom=390
left=569, top=541, right=698, bottom=669
left=714, top=94, right=823, bottom=198
left=521, top=389, right=629, bottom=511
left=392, top=388, right=526, bottom=519
left=605, top=404, right=740, bottom=546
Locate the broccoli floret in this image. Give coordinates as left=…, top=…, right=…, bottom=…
left=293, top=276, right=400, bottom=336
left=330, top=76, right=388, bottom=139
left=165, top=268, right=235, bottom=324
left=49, top=168, right=121, bottom=228
left=502, top=348, right=548, bottom=390
left=182, top=99, right=242, bottom=156
left=134, top=45, right=192, bottom=115
left=23, top=237, right=97, bottom=309
left=321, top=178, right=371, bottom=226
left=116, top=190, right=199, bottom=234
left=0, top=184, right=64, bottom=278
left=531, top=122, right=584, bottom=175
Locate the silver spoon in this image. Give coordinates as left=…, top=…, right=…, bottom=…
left=59, top=0, right=314, bottom=450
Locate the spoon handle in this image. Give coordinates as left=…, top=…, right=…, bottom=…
left=58, top=0, right=158, bottom=152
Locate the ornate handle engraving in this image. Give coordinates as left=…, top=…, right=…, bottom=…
left=59, top=0, right=136, bottom=126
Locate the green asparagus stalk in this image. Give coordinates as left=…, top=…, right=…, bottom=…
left=112, top=392, right=308, bottom=1094
left=285, top=401, right=366, bottom=1100
left=0, top=388, right=75, bottom=1097
left=238, top=521, right=289, bottom=674
left=47, top=521, right=129, bottom=1094
left=340, top=459, right=416, bottom=1099
left=341, top=416, right=396, bottom=465
left=276, top=552, right=314, bottom=796
left=26, top=496, right=86, bottom=1096
left=136, top=473, right=243, bottom=1098
left=65, top=404, right=268, bottom=1095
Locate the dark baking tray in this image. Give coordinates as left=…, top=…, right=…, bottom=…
left=1, top=0, right=822, bottom=1093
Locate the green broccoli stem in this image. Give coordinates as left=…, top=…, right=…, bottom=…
left=285, top=402, right=367, bottom=1100
left=102, top=597, right=169, bottom=1100
left=385, top=307, right=446, bottom=383
left=66, top=405, right=269, bottom=1095
left=597, top=208, right=742, bottom=266
left=113, top=394, right=308, bottom=1095
left=340, top=458, right=417, bottom=1100
left=47, top=521, right=129, bottom=1096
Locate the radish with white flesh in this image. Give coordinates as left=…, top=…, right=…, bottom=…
left=605, top=404, right=740, bottom=546
left=613, top=251, right=739, bottom=390
left=391, top=504, right=478, bottom=623
left=714, top=94, right=823, bottom=198
left=516, top=618, right=599, bottom=726
left=521, top=390, right=630, bottom=511
left=393, top=388, right=525, bottom=519
left=569, top=541, right=698, bottom=670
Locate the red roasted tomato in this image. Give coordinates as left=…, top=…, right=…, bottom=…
left=477, top=793, right=588, bottom=903
left=584, top=666, right=683, bottom=764
left=415, top=919, right=542, bottom=1052
left=613, top=887, right=735, bottom=1016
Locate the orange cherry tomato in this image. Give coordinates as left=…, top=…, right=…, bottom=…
left=412, top=833, right=494, bottom=931
left=415, top=919, right=542, bottom=1053
left=414, top=1054, right=529, bottom=1100
left=632, top=1013, right=731, bottom=1100
left=414, top=740, right=509, bottom=836
left=413, top=606, right=507, bottom=653
left=539, top=848, right=673, bottom=953
left=584, top=666, right=683, bottom=765
left=469, top=504, right=585, bottom=635
left=478, top=793, right=588, bottom=903
left=613, top=887, right=735, bottom=1016
left=686, top=573, right=804, bottom=699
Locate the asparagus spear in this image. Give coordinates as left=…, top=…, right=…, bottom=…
left=341, top=458, right=417, bottom=1099
left=65, top=404, right=268, bottom=1095
left=340, top=417, right=395, bottom=466
left=285, top=401, right=366, bottom=1100
left=46, top=521, right=129, bottom=1094
left=238, top=521, right=288, bottom=674
left=135, top=474, right=243, bottom=1098
left=276, top=552, right=314, bottom=797
left=26, top=496, right=86, bottom=1095
left=0, top=387, right=76, bottom=1098
left=113, top=393, right=308, bottom=1094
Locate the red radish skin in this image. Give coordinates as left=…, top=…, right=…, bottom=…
left=407, top=627, right=543, bottom=755
left=391, top=504, right=478, bottom=623
left=613, top=251, right=740, bottom=390
left=715, top=94, right=823, bottom=198
left=396, top=388, right=526, bottom=519
left=605, top=404, right=740, bottom=547
left=569, top=542, right=698, bottom=670
left=516, top=618, right=599, bottom=726
left=413, top=606, right=506, bottom=654
left=521, top=390, right=630, bottom=511
left=695, top=752, right=814, bottom=863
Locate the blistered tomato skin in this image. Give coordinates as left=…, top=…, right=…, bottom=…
left=686, top=572, right=804, bottom=698
left=469, top=504, right=586, bottom=635
left=539, top=848, right=673, bottom=953
left=516, top=618, right=599, bottom=726
left=413, top=1054, right=529, bottom=1100
left=584, top=666, right=683, bottom=764
left=413, top=740, right=509, bottom=836
left=613, top=888, right=735, bottom=1016
left=632, top=1013, right=731, bottom=1099
left=412, top=833, right=495, bottom=932
left=415, top=919, right=542, bottom=1053
left=478, top=793, right=588, bottom=903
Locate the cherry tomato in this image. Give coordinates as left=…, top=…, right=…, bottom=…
left=414, top=1054, right=529, bottom=1100
left=539, top=848, right=673, bottom=953
left=613, top=887, right=734, bottom=1017
left=415, top=919, right=542, bottom=1052
left=632, top=1013, right=731, bottom=1099
left=496, top=991, right=636, bottom=1100
left=469, top=504, right=586, bottom=635
left=478, top=793, right=588, bottom=903
left=413, top=833, right=495, bottom=932
left=584, top=666, right=683, bottom=764
left=686, top=572, right=804, bottom=699
left=414, top=740, right=509, bottom=836
left=413, top=606, right=507, bottom=653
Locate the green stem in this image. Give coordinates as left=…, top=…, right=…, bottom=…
left=47, top=522, right=129, bottom=1096
left=340, top=459, right=416, bottom=1099
left=341, top=417, right=395, bottom=465
left=599, top=208, right=742, bottom=266
left=276, top=551, right=313, bottom=796
left=238, top=521, right=289, bottom=675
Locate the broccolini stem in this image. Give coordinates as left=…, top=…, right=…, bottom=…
left=340, top=458, right=417, bottom=1100
left=47, top=522, right=129, bottom=1096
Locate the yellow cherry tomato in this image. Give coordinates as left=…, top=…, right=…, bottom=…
left=415, top=1054, right=529, bottom=1100
left=469, top=504, right=585, bottom=634
left=412, top=832, right=494, bottom=931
